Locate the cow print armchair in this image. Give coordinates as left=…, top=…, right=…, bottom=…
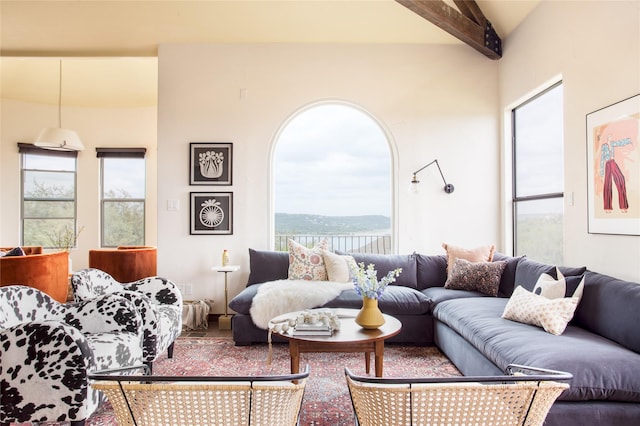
left=0, top=285, right=144, bottom=426
left=72, top=268, right=182, bottom=372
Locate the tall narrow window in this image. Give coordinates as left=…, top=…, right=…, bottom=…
left=98, top=148, right=146, bottom=247
left=20, top=143, right=78, bottom=248
left=273, top=102, right=393, bottom=253
left=512, top=83, right=564, bottom=264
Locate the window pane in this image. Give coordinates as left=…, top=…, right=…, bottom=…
left=24, top=154, right=75, bottom=171
left=23, top=171, right=75, bottom=199
left=514, top=198, right=564, bottom=264
left=103, top=201, right=144, bottom=246
left=103, top=158, right=145, bottom=199
left=514, top=85, right=564, bottom=197
left=273, top=103, right=392, bottom=253
left=23, top=218, right=75, bottom=248
left=23, top=200, right=75, bottom=218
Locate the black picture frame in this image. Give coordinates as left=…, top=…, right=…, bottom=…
left=190, top=142, right=232, bottom=185
left=190, top=192, right=233, bottom=235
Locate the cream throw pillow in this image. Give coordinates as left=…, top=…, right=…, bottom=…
left=287, top=239, right=328, bottom=281
left=533, top=267, right=585, bottom=300
left=321, top=251, right=356, bottom=283
left=502, top=286, right=580, bottom=335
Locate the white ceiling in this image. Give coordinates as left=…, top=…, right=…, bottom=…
left=0, top=0, right=540, bottom=107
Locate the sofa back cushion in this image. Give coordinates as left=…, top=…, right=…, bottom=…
left=342, top=252, right=418, bottom=289
left=491, top=253, right=523, bottom=297
left=415, top=254, right=448, bottom=290
left=514, top=257, right=586, bottom=292
left=575, top=271, right=640, bottom=353
left=247, top=249, right=289, bottom=286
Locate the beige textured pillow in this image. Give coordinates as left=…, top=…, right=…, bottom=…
left=287, top=239, right=329, bottom=281
left=322, top=251, right=356, bottom=283
left=502, top=286, right=580, bottom=335
left=442, top=242, right=495, bottom=280
left=444, top=258, right=506, bottom=296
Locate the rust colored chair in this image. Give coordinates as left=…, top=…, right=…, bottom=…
left=0, top=247, right=69, bottom=302
left=88, top=246, right=157, bottom=283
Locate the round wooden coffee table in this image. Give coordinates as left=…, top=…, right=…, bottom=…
left=272, top=309, right=402, bottom=377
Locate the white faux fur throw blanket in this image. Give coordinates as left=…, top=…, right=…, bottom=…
left=249, top=279, right=353, bottom=329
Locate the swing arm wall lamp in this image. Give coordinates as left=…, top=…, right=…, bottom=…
left=409, top=159, right=455, bottom=194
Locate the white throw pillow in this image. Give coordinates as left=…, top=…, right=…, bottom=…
left=322, top=251, right=356, bottom=283
left=502, top=286, right=580, bottom=335
left=533, top=267, right=585, bottom=300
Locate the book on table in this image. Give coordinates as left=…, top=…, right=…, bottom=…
left=293, top=321, right=333, bottom=336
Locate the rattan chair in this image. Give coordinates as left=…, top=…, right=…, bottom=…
left=345, top=364, right=571, bottom=426
left=89, top=365, right=309, bottom=426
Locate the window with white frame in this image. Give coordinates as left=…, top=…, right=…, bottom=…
left=512, top=82, right=564, bottom=264
left=19, top=143, right=79, bottom=248
left=98, top=148, right=146, bottom=247
left=273, top=102, right=393, bottom=254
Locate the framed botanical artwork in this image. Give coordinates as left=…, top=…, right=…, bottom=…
left=190, top=192, right=233, bottom=235
left=586, top=94, right=640, bottom=235
left=190, top=142, right=232, bottom=185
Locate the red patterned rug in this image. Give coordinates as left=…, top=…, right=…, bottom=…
left=25, top=337, right=461, bottom=426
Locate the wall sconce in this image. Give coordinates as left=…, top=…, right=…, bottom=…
left=34, top=60, right=84, bottom=151
left=409, top=159, right=454, bottom=194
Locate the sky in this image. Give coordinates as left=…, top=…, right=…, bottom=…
left=273, top=103, right=392, bottom=217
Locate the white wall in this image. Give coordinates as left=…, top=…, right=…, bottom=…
left=157, top=43, right=501, bottom=309
left=0, top=58, right=158, bottom=271
left=499, top=1, right=640, bottom=281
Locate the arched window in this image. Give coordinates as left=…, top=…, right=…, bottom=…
left=273, top=102, right=394, bottom=253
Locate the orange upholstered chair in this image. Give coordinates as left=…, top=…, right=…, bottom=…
left=88, top=246, right=157, bottom=283
left=0, top=247, right=69, bottom=302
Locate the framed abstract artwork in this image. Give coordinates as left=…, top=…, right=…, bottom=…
left=586, top=94, right=640, bottom=235
left=190, top=192, right=233, bottom=235
left=190, top=142, right=232, bottom=185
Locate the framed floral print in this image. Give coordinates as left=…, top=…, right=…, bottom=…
left=190, top=142, right=232, bottom=185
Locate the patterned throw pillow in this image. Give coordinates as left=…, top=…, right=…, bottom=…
left=287, top=239, right=329, bottom=281
left=502, top=286, right=580, bottom=335
left=444, top=258, right=507, bottom=296
left=442, top=242, right=495, bottom=281
left=322, top=250, right=357, bottom=283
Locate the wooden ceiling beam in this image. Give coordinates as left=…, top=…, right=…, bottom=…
left=396, top=0, right=502, bottom=60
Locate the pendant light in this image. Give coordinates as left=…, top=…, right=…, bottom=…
left=34, top=60, right=84, bottom=151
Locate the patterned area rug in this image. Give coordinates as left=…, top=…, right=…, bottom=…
left=21, top=337, right=461, bottom=426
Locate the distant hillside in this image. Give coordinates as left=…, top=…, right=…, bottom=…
left=275, top=213, right=390, bottom=235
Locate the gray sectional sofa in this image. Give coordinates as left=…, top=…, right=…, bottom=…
left=228, top=248, right=640, bottom=426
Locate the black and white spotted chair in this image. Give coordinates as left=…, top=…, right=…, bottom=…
left=0, top=285, right=144, bottom=426
left=72, top=268, right=183, bottom=372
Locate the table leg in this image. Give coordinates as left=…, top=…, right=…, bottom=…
left=364, top=352, right=371, bottom=374
left=374, top=340, right=384, bottom=377
left=289, top=341, right=300, bottom=374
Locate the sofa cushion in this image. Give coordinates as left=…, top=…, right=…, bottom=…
left=229, top=283, right=262, bottom=314
left=422, top=286, right=488, bottom=312
left=324, top=286, right=431, bottom=316
left=288, top=239, right=328, bottom=281
left=533, top=268, right=585, bottom=300
left=502, top=286, right=580, bottom=335
left=339, top=252, right=418, bottom=289
left=514, top=257, right=587, bottom=292
left=444, top=259, right=507, bottom=297
left=574, top=271, right=640, bottom=353
left=247, top=249, right=289, bottom=286
left=415, top=254, right=448, bottom=290
left=434, top=297, right=640, bottom=402
left=491, top=253, right=523, bottom=297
